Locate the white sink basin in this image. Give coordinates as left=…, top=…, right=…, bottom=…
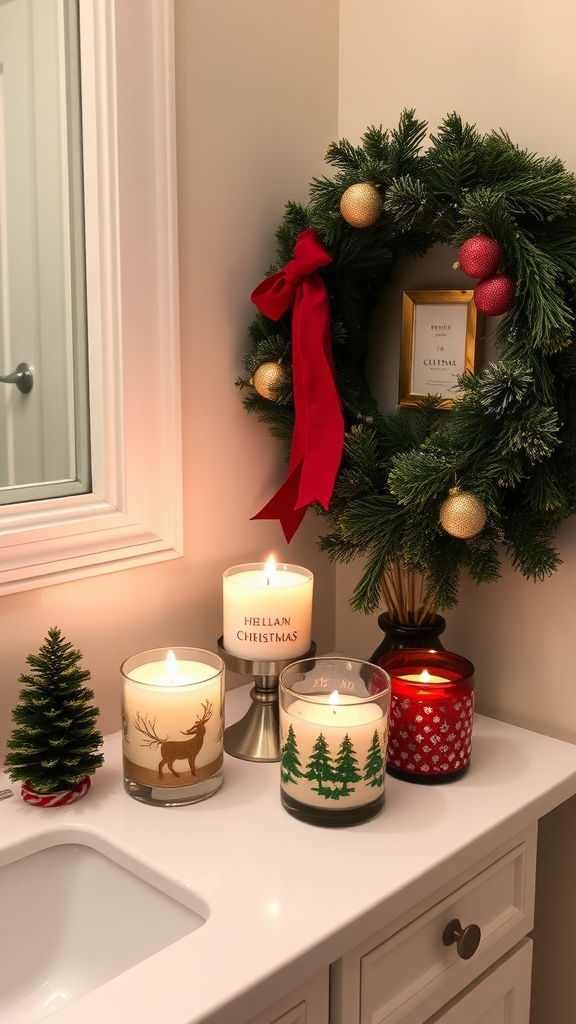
left=0, top=842, right=206, bottom=1023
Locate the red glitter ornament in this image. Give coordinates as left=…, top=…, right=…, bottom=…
left=458, top=234, right=502, bottom=279
left=474, top=275, right=514, bottom=316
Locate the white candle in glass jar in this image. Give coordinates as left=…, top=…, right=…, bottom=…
left=281, top=692, right=386, bottom=808
left=223, top=557, right=313, bottom=660
left=122, top=650, right=223, bottom=783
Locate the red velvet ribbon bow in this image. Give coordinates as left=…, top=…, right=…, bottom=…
left=250, top=228, right=344, bottom=542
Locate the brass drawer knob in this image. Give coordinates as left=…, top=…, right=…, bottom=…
left=442, top=918, right=481, bottom=960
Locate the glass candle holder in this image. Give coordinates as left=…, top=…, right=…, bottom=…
left=279, top=656, right=391, bottom=827
left=121, top=647, right=225, bottom=806
left=378, top=649, right=475, bottom=784
left=222, top=559, right=313, bottom=662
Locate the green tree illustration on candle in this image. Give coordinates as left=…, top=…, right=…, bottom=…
left=280, top=724, right=304, bottom=784
left=363, top=730, right=384, bottom=788
left=305, top=733, right=335, bottom=798
left=332, top=733, right=362, bottom=798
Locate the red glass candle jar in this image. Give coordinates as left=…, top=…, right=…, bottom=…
left=378, top=649, right=475, bottom=784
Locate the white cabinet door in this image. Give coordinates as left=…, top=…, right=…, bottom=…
left=244, top=968, right=329, bottom=1024
left=424, top=939, right=532, bottom=1024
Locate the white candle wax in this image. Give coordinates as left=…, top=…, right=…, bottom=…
left=122, top=656, right=223, bottom=786
left=223, top=561, right=313, bottom=660
left=280, top=694, right=386, bottom=808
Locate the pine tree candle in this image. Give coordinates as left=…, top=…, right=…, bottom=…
left=279, top=657, right=390, bottom=827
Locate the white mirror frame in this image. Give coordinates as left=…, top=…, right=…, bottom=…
left=0, top=0, right=182, bottom=594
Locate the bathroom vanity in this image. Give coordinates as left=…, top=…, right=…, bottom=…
left=1, top=685, right=575, bottom=1024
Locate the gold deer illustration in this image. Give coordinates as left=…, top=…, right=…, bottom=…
left=134, top=701, right=213, bottom=779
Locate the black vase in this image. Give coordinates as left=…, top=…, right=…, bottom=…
left=369, top=612, right=446, bottom=665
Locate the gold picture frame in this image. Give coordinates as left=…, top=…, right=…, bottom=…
left=399, top=290, right=483, bottom=409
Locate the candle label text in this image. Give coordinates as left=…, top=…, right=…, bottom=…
left=236, top=630, right=298, bottom=643
left=244, top=616, right=291, bottom=626
left=312, top=676, right=356, bottom=691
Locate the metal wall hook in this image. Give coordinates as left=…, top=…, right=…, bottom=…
left=0, top=362, right=34, bottom=394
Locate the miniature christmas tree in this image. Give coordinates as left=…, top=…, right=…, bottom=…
left=4, top=627, right=104, bottom=794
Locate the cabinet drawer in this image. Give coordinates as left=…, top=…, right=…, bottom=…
left=331, top=827, right=536, bottom=1024
left=423, top=937, right=532, bottom=1024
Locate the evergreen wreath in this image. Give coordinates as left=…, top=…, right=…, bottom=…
left=238, top=112, right=576, bottom=623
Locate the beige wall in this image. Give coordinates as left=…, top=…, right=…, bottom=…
left=0, top=0, right=339, bottom=753
left=336, top=3, right=576, bottom=1021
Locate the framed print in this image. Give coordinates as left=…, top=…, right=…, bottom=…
left=399, top=290, right=483, bottom=408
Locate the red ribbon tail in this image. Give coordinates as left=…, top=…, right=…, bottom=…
left=250, top=463, right=308, bottom=543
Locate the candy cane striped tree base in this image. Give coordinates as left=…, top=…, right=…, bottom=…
left=21, top=776, right=91, bottom=807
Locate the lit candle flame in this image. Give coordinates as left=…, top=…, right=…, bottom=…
left=264, top=555, right=276, bottom=586
left=420, top=669, right=432, bottom=682
left=329, top=689, right=340, bottom=713
left=166, top=649, right=178, bottom=685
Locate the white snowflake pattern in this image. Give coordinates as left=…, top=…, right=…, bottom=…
left=421, top=764, right=430, bottom=772
left=433, top=715, right=441, bottom=723
left=423, top=706, right=433, bottom=714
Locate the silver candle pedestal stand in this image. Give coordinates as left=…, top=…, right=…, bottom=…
left=217, top=638, right=316, bottom=762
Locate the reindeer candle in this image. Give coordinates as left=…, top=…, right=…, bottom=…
left=121, top=647, right=225, bottom=806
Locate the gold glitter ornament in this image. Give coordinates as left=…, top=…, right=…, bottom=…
left=251, top=361, right=288, bottom=400
left=439, top=487, right=487, bottom=539
left=340, top=183, right=383, bottom=228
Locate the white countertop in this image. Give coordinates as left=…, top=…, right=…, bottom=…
left=2, top=685, right=576, bottom=1024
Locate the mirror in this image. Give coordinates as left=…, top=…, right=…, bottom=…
left=0, top=0, right=90, bottom=505
left=0, top=0, right=182, bottom=593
